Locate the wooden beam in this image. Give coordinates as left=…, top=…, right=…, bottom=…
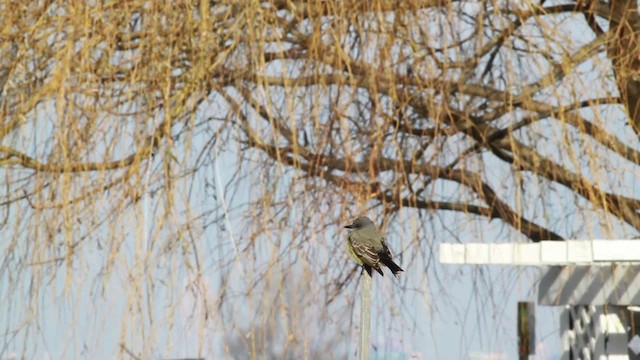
left=439, top=241, right=640, bottom=265
left=539, top=265, right=640, bottom=306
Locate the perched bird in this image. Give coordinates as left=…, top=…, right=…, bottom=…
left=344, top=216, right=404, bottom=277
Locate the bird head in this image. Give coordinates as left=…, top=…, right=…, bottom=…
left=344, top=216, right=374, bottom=229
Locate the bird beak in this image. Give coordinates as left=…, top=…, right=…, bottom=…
left=344, top=225, right=354, bottom=229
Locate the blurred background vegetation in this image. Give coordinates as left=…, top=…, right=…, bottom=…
left=1, top=0, right=640, bottom=358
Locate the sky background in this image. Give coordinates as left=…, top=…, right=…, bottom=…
left=4, top=1, right=640, bottom=359
left=0, top=140, right=566, bottom=360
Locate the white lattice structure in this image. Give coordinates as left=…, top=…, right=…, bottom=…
left=561, top=306, right=630, bottom=360
left=439, top=241, right=640, bottom=360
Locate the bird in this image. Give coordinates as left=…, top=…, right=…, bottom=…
left=344, top=216, right=404, bottom=277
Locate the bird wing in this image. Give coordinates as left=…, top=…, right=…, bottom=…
left=379, top=239, right=404, bottom=275
left=346, top=235, right=364, bottom=265
left=348, top=232, right=381, bottom=268
left=381, top=239, right=394, bottom=258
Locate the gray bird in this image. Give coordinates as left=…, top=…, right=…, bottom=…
left=344, top=216, right=404, bottom=277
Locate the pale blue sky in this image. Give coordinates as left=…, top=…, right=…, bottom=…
left=3, top=2, right=639, bottom=359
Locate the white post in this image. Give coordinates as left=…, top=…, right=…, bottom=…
left=359, top=272, right=372, bottom=360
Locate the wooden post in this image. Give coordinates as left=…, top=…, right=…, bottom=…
left=359, top=272, right=372, bottom=360
left=518, top=301, right=535, bottom=360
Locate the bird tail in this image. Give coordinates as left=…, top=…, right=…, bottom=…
left=364, top=264, right=384, bottom=277
left=381, top=256, right=404, bottom=277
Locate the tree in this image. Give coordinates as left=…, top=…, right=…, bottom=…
left=223, top=274, right=349, bottom=360
left=1, top=0, right=639, bottom=358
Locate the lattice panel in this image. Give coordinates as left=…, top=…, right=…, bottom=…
left=561, top=305, right=631, bottom=360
